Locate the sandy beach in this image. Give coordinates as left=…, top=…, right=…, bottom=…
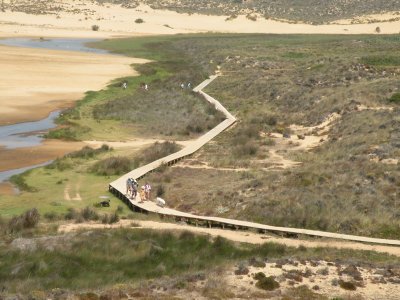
left=0, top=44, right=147, bottom=125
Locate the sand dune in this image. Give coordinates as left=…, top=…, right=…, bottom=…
left=1, top=2, right=400, bottom=39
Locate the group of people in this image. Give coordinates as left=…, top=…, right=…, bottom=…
left=121, top=81, right=149, bottom=91
left=180, top=82, right=191, bottom=89
left=126, top=178, right=151, bottom=203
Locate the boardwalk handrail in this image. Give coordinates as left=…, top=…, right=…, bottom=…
left=109, top=75, right=400, bottom=247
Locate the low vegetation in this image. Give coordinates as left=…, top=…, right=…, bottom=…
left=47, top=35, right=224, bottom=141
left=134, top=34, right=400, bottom=239
left=0, top=224, right=399, bottom=297
left=0, top=208, right=40, bottom=235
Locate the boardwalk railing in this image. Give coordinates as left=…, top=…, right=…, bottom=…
left=109, top=75, right=400, bottom=247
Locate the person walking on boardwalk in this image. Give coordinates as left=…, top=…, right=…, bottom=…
left=131, top=178, right=138, bottom=200
left=145, top=182, right=152, bottom=201
left=126, top=178, right=132, bottom=196
left=139, top=186, right=146, bottom=203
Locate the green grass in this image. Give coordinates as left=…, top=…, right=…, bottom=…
left=362, top=55, right=400, bottom=66
left=388, top=92, right=400, bottom=104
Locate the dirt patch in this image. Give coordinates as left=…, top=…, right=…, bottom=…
left=0, top=182, right=17, bottom=195
left=58, top=220, right=400, bottom=257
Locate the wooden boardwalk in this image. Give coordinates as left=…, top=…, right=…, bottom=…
left=109, top=75, right=400, bottom=247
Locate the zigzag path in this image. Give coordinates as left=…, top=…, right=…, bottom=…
left=109, top=74, right=400, bottom=249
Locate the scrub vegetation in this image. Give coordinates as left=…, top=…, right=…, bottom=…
left=130, top=34, right=400, bottom=239
left=46, top=36, right=224, bottom=141
left=4, top=34, right=400, bottom=239
left=0, top=221, right=399, bottom=297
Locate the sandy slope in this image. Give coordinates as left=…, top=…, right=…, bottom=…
left=1, top=2, right=400, bottom=38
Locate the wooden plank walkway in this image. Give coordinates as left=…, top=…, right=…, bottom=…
left=110, top=75, right=400, bottom=247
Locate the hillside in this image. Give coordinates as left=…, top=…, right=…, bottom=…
left=4, top=0, right=400, bottom=24
left=100, top=0, right=400, bottom=24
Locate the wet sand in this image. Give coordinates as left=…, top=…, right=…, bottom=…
left=0, top=140, right=86, bottom=172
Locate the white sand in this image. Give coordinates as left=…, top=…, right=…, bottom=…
left=1, top=1, right=400, bottom=39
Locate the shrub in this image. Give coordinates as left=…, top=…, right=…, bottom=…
left=233, top=142, right=258, bottom=157
left=135, top=18, right=144, bottom=23
left=339, top=280, right=357, bottom=291
left=45, top=158, right=72, bottom=171
left=81, top=207, right=99, bottom=221
left=254, top=272, right=266, bottom=280
left=91, top=156, right=132, bottom=176
left=7, top=208, right=40, bottom=233
left=67, top=144, right=111, bottom=159
left=101, top=213, right=119, bottom=224
left=255, top=276, right=280, bottom=291
left=246, top=14, right=257, bottom=21
left=234, top=262, right=249, bottom=275
left=388, top=93, right=400, bottom=104
left=133, top=142, right=181, bottom=166
left=109, top=213, right=120, bottom=224
left=9, top=173, right=36, bottom=192
left=92, top=25, right=99, bottom=31
left=44, top=211, right=59, bottom=221
left=156, top=184, right=165, bottom=197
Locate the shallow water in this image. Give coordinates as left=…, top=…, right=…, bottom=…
left=0, top=161, right=52, bottom=183
left=0, top=37, right=108, bottom=54
left=0, top=38, right=108, bottom=182
left=0, top=111, right=60, bottom=149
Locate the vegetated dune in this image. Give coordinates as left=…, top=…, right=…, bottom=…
left=1, top=1, right=400, bottom=38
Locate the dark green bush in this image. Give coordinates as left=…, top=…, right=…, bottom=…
left=339, top=280, right=356, bottom=291
left=254, top=272, right=266, bottom=280
left=388, top=93, right=400, bottom=104
left=255, top=276, right=280, bottom=291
